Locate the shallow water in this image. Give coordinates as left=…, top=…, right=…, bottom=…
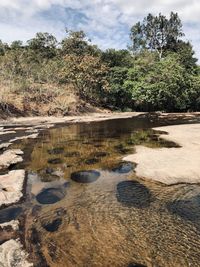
left=4, top=117, right=200, bottom=266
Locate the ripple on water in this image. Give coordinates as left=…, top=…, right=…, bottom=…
left=116, top=180, right=152, bottom=208
left=36, top=188, right=65, bottom=205
left=0, top=206, right=22, bottom=223
left=71, top=170, right=100, bottom=183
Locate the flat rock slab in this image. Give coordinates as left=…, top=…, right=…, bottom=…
left=0, top=170, right=25, bottom=207
left=0, top=239, right=32, bottom=267
left=0, top=149, right=23, bottom=169
left=123, top=124, right=200, bottom=185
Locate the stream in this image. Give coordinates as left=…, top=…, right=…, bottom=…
left=1, top=115, right=200, bottom=267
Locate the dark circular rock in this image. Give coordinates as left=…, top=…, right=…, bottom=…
left=36, top=188, right=65, bottom=205
left=42, top=218, right=62, bottom=232
left=116, top=181, right=152, bottom=208
left=166, top=194, right=200, bottom=223
left=92, top=152, right=109, bottom=158
left=128, top=264, right=146, bottom=267
left=0, top=207, right=22, bottom=224
left=85, top=158, right=100, bottom=165
left=112, top=162, right=135, bottom=174
left=71, top=170, right=100, bottom=183
left=48, top=158, right=63, bottom=164
left=47, top=147, right=64, bottom=155
left=64, top=151, right=80, bottom=157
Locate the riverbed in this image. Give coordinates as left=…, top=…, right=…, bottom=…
left=0, top=112, right=200, bottom=267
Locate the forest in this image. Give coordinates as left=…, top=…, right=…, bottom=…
left=0, top=12, right=200, bottom=116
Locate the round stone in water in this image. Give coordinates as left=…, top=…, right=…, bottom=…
left=36, top=188, right=65, bottom=204
left=71, top=170, right=100, bottom=183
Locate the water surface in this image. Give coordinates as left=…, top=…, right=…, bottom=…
left=7, top=116, right=200, bottom=267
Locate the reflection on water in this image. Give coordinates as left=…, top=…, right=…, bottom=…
left=9, top=117, right=200, bottom=266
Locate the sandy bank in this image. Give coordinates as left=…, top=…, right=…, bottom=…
left=124, top=123, right=200, bottom=185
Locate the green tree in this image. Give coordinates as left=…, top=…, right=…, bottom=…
left=130, top=12, right=184, bottom=59
left=61, top=29, right=100, bottom=57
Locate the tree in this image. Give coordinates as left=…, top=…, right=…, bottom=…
left=27, top=32, right=57, bottom=59
left=101, top=49, right=133, bottom=68
left=130, top=12, right=184, bottom=59
left=61, top=29, right=100, bottom=57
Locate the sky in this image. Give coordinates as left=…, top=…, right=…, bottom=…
left=0, top=0, right=200, bottom=59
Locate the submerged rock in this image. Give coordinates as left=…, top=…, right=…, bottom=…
left=0, top=207, right=22, bottom=224
left=0, top=170, right=25, bottom=207
left=71, top=170, right=100, bottom=183
left=47, top=147, right=64, bottom=155
left=42, top=218, right=62, bottom=232
left=116, top=180, right=152, bottom=208
left=36, top=188, right=65, bottom=204
left=0, top=239, right=33, bottom=267
left=112, top=162, right=136, bottom=174
left=92, top=152, right=109, bottom=158
left=64, top=151, right=80, bottom=157
left=85, top=158, right=100, bottom=165
left=48, top=158, right=63, bottom=165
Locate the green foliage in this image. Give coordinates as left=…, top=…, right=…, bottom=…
left=0, top=15, right=200, bottom=115
left=130, top=12, right=184, bottom=59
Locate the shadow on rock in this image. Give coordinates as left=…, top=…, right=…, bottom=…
left=116, top=180, right=152, bottom=208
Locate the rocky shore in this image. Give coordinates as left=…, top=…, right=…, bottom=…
left=124, top=123, right=200, bottom=185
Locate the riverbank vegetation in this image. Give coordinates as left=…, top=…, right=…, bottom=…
left=0, top=12, right=200, bottom=116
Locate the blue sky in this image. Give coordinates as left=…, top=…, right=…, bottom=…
left=0, top=0, right=200, bottom=59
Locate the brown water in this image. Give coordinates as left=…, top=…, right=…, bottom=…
left=3, top=117, right=200, bottom=267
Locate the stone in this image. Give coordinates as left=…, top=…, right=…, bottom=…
left=36, top=188, right=65, bottom=205
left=0, top=170, right=25, bottom=207
left=0, top=239, right=32, bottom=267
left=71, top=170, right=100, bottom=183
left=0, top=150, right=23, bottom=170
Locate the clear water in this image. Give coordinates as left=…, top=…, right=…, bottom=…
left=1, top=116, right=200, bottom=267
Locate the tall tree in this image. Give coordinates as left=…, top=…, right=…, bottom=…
left=130, top=12, right=184, bottom=59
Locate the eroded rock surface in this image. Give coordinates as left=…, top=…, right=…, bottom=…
left=124, top=124, right=200, bottom=184
left=0, top=150, right=23, bottom=170
left=0, top=239, right=32, bottom=267
left=0, top=170, right=25, bottom=207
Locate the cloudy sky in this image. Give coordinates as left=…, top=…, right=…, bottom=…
left=0, top=0, right=200, bottom=59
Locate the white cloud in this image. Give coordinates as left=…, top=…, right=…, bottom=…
left=0, top=0, right=199, bottom=59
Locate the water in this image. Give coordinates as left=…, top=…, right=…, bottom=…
left=4, top=116, right=200, bottom=266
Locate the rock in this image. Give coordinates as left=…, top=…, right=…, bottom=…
left=64, top=151, right=80, bottom=157
left=48, top=158, right=63, bottom=164
left=71, top=170, right=100, bottom=183
left=0, top=143, right=12, bottom=150
left=0, top=207, right=22, bottom=224
left=0, top=170, right=25, bottom=207
left=0, top=239, right=33, bottom=267
left=123, top=124, right=200, bottom=184
left=85, top=158, right=100, bottom=165
left=0, top=220, right=19, bottom=230
left=0, top=149, right=23, bottom=170
left=36, top=188, right=65, bottom=205
left=112, top=162, right=135, bottom=174
left=92, top=152, right=109, bottom=158
left=116, top=180, right=152, bottom=208
left=42, top=218, right=62, bottom=232
left=10, top=133, right=38, bottom=143
left=47, top=147, right=64, bottom=155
